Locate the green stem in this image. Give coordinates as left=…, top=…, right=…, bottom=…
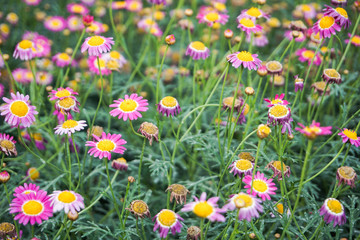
left=72, top=135, right=82, bottom=191
left=156, top=45, right=169, bottom=104
left=250, top=140, right=262, bottom=193
left=129, top=120, right=145, bottom=138
left=66, top=135, right=72, bottom=190
left=137, top=138, right=147, bottom=195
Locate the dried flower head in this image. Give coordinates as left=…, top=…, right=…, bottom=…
left=336, top=166, right=357, bottom=188
left=238, top=152, right=255, bottom=162
left=266, top=61, right=283, bottom=75
left=111, top=157, right=128, bottom=171
left=224, top=29, right=234, bottom=39
left=222, top=97, right=243, bottom=113
left=0, top=134, right=17, bottom=156
left=138, top=122, right=159, bottom=146
left=126, top=200, right=151, bottom=219
left=0, top=222, right=16, bottom=239
left=322, top=68, right=342, bottom=84
left=311, top=81, right=331, bottom=96
left=266, top=161, right=291, bottom=180
left=166, top=184, right=190, bottom=204
left=186, top=226, right=201, bottom=240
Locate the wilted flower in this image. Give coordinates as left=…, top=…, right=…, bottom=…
left=126, top=200, right=151, bottom=219
left=336, top=166, right=357, bottom=188
left=166, top=184, right=190, bottom=204
left=266, top=161, right=291, bottom=180
left=257, top=124, right=271, bottom=139
left=322, top=68, right=342, bottom=84
left=111, top=157, right=128, bottom=171
left=185, top=41, right=210, bottom=60
left=0, top=133, right=17, bottom=156
left=157, top=96, right=181, bottom=117
left=138, top=122, right=159, bottom=145
left=165, top=34, right=176, bottom=45
left=229, top=159, right=254, bottom=178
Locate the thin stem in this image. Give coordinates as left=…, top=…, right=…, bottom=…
left=156, top=45, right=169, bottom=104
left=66, top=135, right=72, bottom=190
left=129, top=120, right=145, bottom=138
left=250, top=140, right=262, bottom=193
left=137, top=138, right=147, bottom=195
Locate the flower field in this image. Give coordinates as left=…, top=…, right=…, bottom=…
left=0, top=0, right=360, bottom=239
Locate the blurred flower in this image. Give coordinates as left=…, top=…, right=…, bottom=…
left=266, top=161, right=291, bottom=180
left=157, top=96, right=181, bottom=117
left=23, top=0, right=41, bottom=6
left=296, top=121, right=332, bottom=139
left=337, top=166, right=357, bottom=188
left=6, top=13, right=19, bottom=25
left=126, top=200, right=151, bottom=219
left=229, top=159, right=254, bottom=178
left=223, top=192, right=263, bottom=221
left=52, top=52, right=72, bottom=68
left=10, top=190, right=53, bottom=225
left=296, top=48, right=321, bottom=66
left=138, top=122, right=159, bottom=145
left=294, top=75, right=304, bottom=92
left=49, top=190, right=85, bottom=214
left=185, top=41, right=210, bottom=60
left=322, top=68, right=342, bottom=84
left=82, top=15, right=94, bottom=27
left=153, top=209, right=183, bottom=238
left=85, top=132, right=127, bottom=160
left=224, top=29, right=233, bottom=39
left=36, top=71, right=53, bottom=85
left=181, top=192, right=225, bottom=222
left=311, top=81, right=331, bottom=95
left=345, top=33, right=360, bottom=46
left=237, top=18, right=262, bottom=35
left=324, top=5, right=350, bottom=29
left=246, top=31, right=268, bottom=47
left=166, top=184, right=190, bottom=204
left=270, top=202, right=291, bottom=218
left=109, top=93, right=149, bottom=121
left=331, top=0, right=347, bottom=6
left=319, top=198, right=346, bottom=227
left=67, top=3, right=89, bottom=15
left=227, top=51, right=262, bottom=70
left=44, top=16, right=67, bottom=32
left=338, top=128, right=360, bottom=147
left=0, top=171, right=10, bottom=183
left=0, top=222, right=17, bottom=239
left=67, top=15, right=84, bottom=31
left=165, top=34, right=176, bottom=45
left=265, top=61, right=283, bottom=75
left=238, top=7, right=269, bottom=20
left=1, top=92, right=38, bottom=128
left=197, top=10, right=229, bottom=27
left=295, top=4, right=316, bottom=19
left=54, top=120, right=87, bottom=136
left=243, top=171, right=277, bottom=200
left=0, top=133, right=17, bottom=156
left=111, top=157, right=128, bottom=171
left=148, top=0, right=166, bottom=5
left=186, top=226, right=201, bottom=240
left=81, top=35, right=114, bottom=57
left=88, top=55, right=111, bottom=75
left=13, top=40, right=36, bottom=61
left=27, top=167, right=40, bottom=181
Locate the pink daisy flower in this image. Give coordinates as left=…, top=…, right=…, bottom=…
left=67, top=15, right=84, bottom=32
left=0, top=92, right=38, bottom=128
left=294, top=75, right=304, bottom=92
left=296, top=48, right=322, bottom=66
left=152, top=209, right=183, bottom=239
left=36, top=71, right=53, bottom=85
left=338, top=128, right=360, bottom=147
left=148, top=0, right=167, bottom=5
left=196, top=11, right=229, bottom=27
left=33, top=35, right=51, bottom=58
left=13, top=183, right=40, bottom=197
left=54, top=120, right=87, bottom=136
left=237, top=17, right=262, bottom=35
left=243, top=172, right=277, bottom=201
left=345, top=33, right=360, bottom=47
left=81, top=0, right=96, bottom=6
left=81, top=35, right=114, bottom=57
left=126, top=0, right=143, bottom=12
left=296, top=121, right=332, bottom=139
left=112, top=1, right=127, bottom=10
left=331, top=0, right=347, bottom=6
left=86, top=21, right=105, bottom=35
left=102, top=51, right=127, bottom=68
left=10, top=191, right=53, bottom=225
left=264, top=93, right=289, bottom=107
left=44, top=16, right=67, bottom=32
left=284, top=30, right=306, bottom=42
left=156, top=96, right=181, bottom=117
left=66, top=3, right=89, bottom=15
left=323, top=5, right=351, bottom=29
left=223, top=192, right=263, bottom=222
left=85, top=132, right=127, bottom=160
left=238, top=7, right=269, bottom=20
left=49, top=190, right=85, bottom=214
left=55, top=96, right=80, bottom=115
left=312, top=15, right=341, bottom=39
left=0, top=133, right=17, bottom=156
left=88, top=55, right=111, bottom=75
left=295, top=4, right=316, bottom=19
left=23, top=0, right=41, bottom=6
left=13, top=39, right=36, bottom=61
left=49, top=87, right=78, bottom=101
left=181, top=192, right=225, bottom=222
left=185, top=41, right=210, bottom=60
left=267, top=104, right=293, bottom=134
left=109, top=93, right=149, bottom=121
left=246, top=31, right=269, bottom=47
left=227, top=51, right=262, bottom=70
left=228, top=159, right=254, bottom=178
left=52, top=52, right=72, bottom=68
left=319, top=198, right=346, bottom=227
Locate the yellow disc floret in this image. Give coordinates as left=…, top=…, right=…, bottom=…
left=87, top=36, right=105, bottom=47
left=253, top=180, right=268, bottom=193
left=158, top=210, right=177, bottom=227
left=269, top=105, right=288, bottom=118
left=161, top=96, right=177, bottom=108
left=58, top=191, right=76, bottom=203
left=10, top=101, right=29, bottom=117
left=119, top=99, right=138, bottom=112
left=319, top=16, right=335, bottom=29
left=235, top=159, right=252, bottom=170
left=97, top=140, right=115, bottom=152
left=327, top=199, right=342, bottom=214
left=193, top=201, right=213, bottom=218
left=23, top=200, right=43, bottom=215
left=236, top=51, right=254, bottom=62
left=191, top=41, right=206, bottom=51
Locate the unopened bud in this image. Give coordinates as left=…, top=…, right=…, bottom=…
left=128, top=176, right=135, bottom=183
left=67, top=211, right=79, bottom=221
left=245, top=87, right=255, bottom=96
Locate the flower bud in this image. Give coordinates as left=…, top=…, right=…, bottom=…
left=184, top=9, right=193, bottom=17
left=165, top=34, right=176, bottom=45
left=257, top=124, right=271, bottom=139
left=0, top=171, right=10, bottom=183
left=245, top=87, right=255, bottom=96
left=128, top=176, right=135, bottom=183
left=224, top=29, right=233, bottom=39
left=67, top=211, right=79, bottom=221
left=249, top=233, right=256, bottom=239
left=83, top=15, right=94, bottom=27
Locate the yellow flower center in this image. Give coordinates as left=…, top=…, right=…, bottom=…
left=0, top=24, right=10, bottom=34
left=269, top=105, right=288, bottom=118
left=0, top=222, right=14, bottom=233
left=58, top=191, right=76, bottom=203
left=107, top=60, right=119, bottom=69
left=110, top=51, right=120, bottom=59
left=343, top=129, right=358, bottom=140
left=272, top=161, right=287, bottom=171
left=267, top=61, right=282, bottom=71
left=193, top=201, right=213, bottom=218
left=0, top=140, right=15, bottom=150
left=22, top=200, right=43, bottom=216
left=32, top=133, right=43, bottom=141
left=51, top=20, right=60, bottom=27
left=58, top=97, right=75, bottom=109
left=161, top=96, right=177, bottom=108
left=97, top=139, right=115, bottom=152
left=324, top=69, right=340, bottom=78
left=141, top=123, right=158, bottom=135
left=97, top=59, right=106, bottom=68
left=214, top=2, right=226, bottom=11
left=55, top=89, right=71, bottom=98
left=72, top=5, right=84, bottom=13
left=10, top=100, right=29, bottom=117
left=247, top=7, right=262, bottom=18
left=158, top=210, right=176, bottom=227
left=58, top=53, right=70, bottom=61
left=302, top=50, right=315, bottom=59
left=351, top=36, right=360, bottom=45
left=62, top=120, right=79, bottom=129
left=19, top=40, right=33, bottom=49
left=191, top=41, right=206, bottom=51
left=235, top=194, right=253, bottom=208
left=205, top=12, right=219, bottom=22
left=154, top=11, right=164, bottom=21
left=319, top=16, right=335, bottom=29
left=132, top=201, right=148, bottom=214
left=244, top=104, right=250, bottom=115
left=253, top=180, right=268, bottom=193
left=314, top=81, right=327, bottom=90
left=223, top=97, right=239, bottom=107
left=327, top=199, right=342, bottom=214
left=304, top=126, right=321, bottom=136
left=301, top=4, right=311, bottom=12
left=170, top=184, right=187, bottom=195
left=28, top=167, right=39, bottom=180
left=235, top=159, right=252, bottom=170
left=271, top=99, right=283, bottom=105
left=275, top=203, right=284, bottom=214
left=239, top=18, right=255, bottom=28
left=116, top=157, right=127, bottom=163
left=236, top=51, right=254, bottom=62
left=338, top=166, right=355, bottom=179
left=336, top=8, right=348, bottom=18
left=87, top=36, right=105, bottom=47
left=145, top=18, right=156, bottom=26
left=119, top=99, right=138, bottom=112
